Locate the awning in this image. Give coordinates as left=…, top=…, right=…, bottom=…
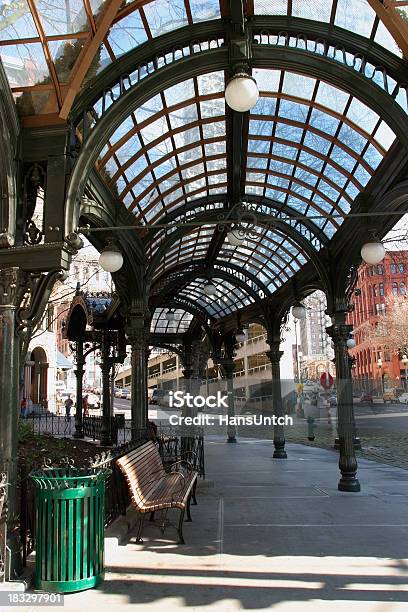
left=57, top=351, right=73, bottom=370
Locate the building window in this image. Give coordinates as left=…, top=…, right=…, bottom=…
left=377, top=265, right=384, bottom=275
left=391, top=263, right=397, bottom=274
left=400, top=282, right=406, bottom=295
left=399, top=263, right=405, bottom=273
left=373, top=284, right=377, bottom=297
left=381, top=303, right=386, bottom=315
left=375, top=303, right=380, bottom=316
left=392, top=282, right=398, bottom=296
left=379, top=283, right=384, bottom=296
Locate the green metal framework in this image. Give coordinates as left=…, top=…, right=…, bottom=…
left=0, top=2, right=408, bottom=340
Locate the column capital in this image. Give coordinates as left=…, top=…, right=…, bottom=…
left=218, top=357, right=235, bottom=377
left=326, top=324, right=353, bottom=345
left=126, top=317, right=147, bottom=346
left=266, top=348, right=283, bottom=365
left=0, top=267, right=26, bottom=309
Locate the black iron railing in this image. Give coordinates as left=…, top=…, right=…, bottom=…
left=83, top=415, right=119, bottom=446
left=23, top=413, right=74, bottom=437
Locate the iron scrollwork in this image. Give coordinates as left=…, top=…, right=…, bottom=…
left=216, top=201, right=259, bottom=241
left=22, top=163, right=46, bottom=246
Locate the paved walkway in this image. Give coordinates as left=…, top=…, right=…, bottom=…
left=28, top=438, right=408, bottom=612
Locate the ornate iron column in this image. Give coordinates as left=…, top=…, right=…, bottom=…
left=326, top=323, right=360, bottom=492
left=219, top=358, right=237, bottom=443
left=127, top=312, right=148, bottom=436
left=216, top=333, right=238, bottom=443
left=100, top=330, right=113, bottom=446
left=266, top=342, right=287, bottom=459
left=181, top=340, right=194, bottom=399
left=73, top=340, right=84, bottom=439
left=0, top=268, right=24, bottom=575
left=334, top=353, right=361, bottom=451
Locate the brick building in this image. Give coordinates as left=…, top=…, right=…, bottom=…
left=347, top=250, right=408, bottom=388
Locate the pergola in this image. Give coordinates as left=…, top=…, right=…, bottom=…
left=1, top=2, right=408, bottom=560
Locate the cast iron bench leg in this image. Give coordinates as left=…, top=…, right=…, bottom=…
left=178, top=508, right=186, bottom=544
left=186, top=492, right=192, bottom=522
left=192, top=479, right=198, bottom=505
left=136, top=513, right=145, bottom=543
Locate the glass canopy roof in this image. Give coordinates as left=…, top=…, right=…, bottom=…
left=150, top=307, right=193, bottom=334
left=1, top=0, right=406, bottom=116
left=1, top=0, right=407, bottom=333
left=254, top=0, right=404, bottom=57
left=178, top=277, right=254, bottom=318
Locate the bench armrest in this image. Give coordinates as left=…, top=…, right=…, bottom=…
left=171, top=459, right=194, bottom=473
left=170, top=471, right=187, bottom=499
left=181, top=450, right=198, bottom=464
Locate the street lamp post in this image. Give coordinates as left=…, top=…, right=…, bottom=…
left=402, top=354, right=408, bottom=390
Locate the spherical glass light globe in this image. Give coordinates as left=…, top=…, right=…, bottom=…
left=204, top=283, right=217, bottom=297
left=292, top=303, right=306, bottom=320
left=346, top=337, right=356, bottom=349
left=166, top=311, right=175, bottom=321
left=361, top=241, right=385, bottom=265
left=227, top=228, right=245, bottom=246
left=99, top=246, right=123, bottom=273
left=225, top=74, right=259, bottom=113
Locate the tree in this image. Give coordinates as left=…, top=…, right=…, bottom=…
left=369, top=294, right=408, bottom=356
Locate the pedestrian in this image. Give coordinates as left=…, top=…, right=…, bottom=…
left=82, top=394, right=89, bottom=418
left=20, top=397, right=27, bottom=418
left=64, top=395, right=73, bottom=421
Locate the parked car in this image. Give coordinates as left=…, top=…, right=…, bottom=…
left=86, top=393, right=100, bottom=409
left=114, top=387, right=122, bottom=398
left=150, top=388, right=169, bottom=407
left=121, top=388, right=131, bottom=400
left=329, top=393, right=337, bottom=407
left=383, top=389, right=397, bottom=403
left=398, top=392, right=408, bottom=404
left=360, top=392, right=374, bottom=405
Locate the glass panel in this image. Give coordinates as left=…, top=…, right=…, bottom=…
left=0, top=1, right=38, bottom=40
left=253, top=69, right=281, bottom=92
left=197, top=71, right=224, bottom=95
left=36, top=0, right=90, bottom=36
left=335, top=0, right=376, bottom=38
left=164, top=79, right=195, bottom=106
left=0, top=42, right=48, bottom=87
left=189, top=0, right=220, bottom=22
left=135, top=94, right=163, bottom=123
left=49, top=38, right=85, bottom=83
left=142, top=0, right=188, bottom=37
left=315, top=81, right=349, bottom=115
left=346, top=98, right=380, bottom=133
left=374, top=19, right=402, bottom=57
left=292, top=0, right=331, bottom=22
left=373, top=121, right=396, bottom=150
left=282, top=72, right=316, bottom=99
left=254, top=0, right=288, bottom=15
left=108, top=11, right=148, bottom=57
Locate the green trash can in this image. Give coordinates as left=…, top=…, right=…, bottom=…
left=115, top=413, right=125, bottom=428
left=31, top=466, right=109, bottom=593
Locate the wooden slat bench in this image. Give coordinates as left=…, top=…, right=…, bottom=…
left=116, top=441, right=198, bottom=544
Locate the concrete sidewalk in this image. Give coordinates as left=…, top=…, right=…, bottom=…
left=26, top=438, right=408, bottom=612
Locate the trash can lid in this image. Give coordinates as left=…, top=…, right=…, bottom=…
left=30, top=466, right=110, bottom=489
